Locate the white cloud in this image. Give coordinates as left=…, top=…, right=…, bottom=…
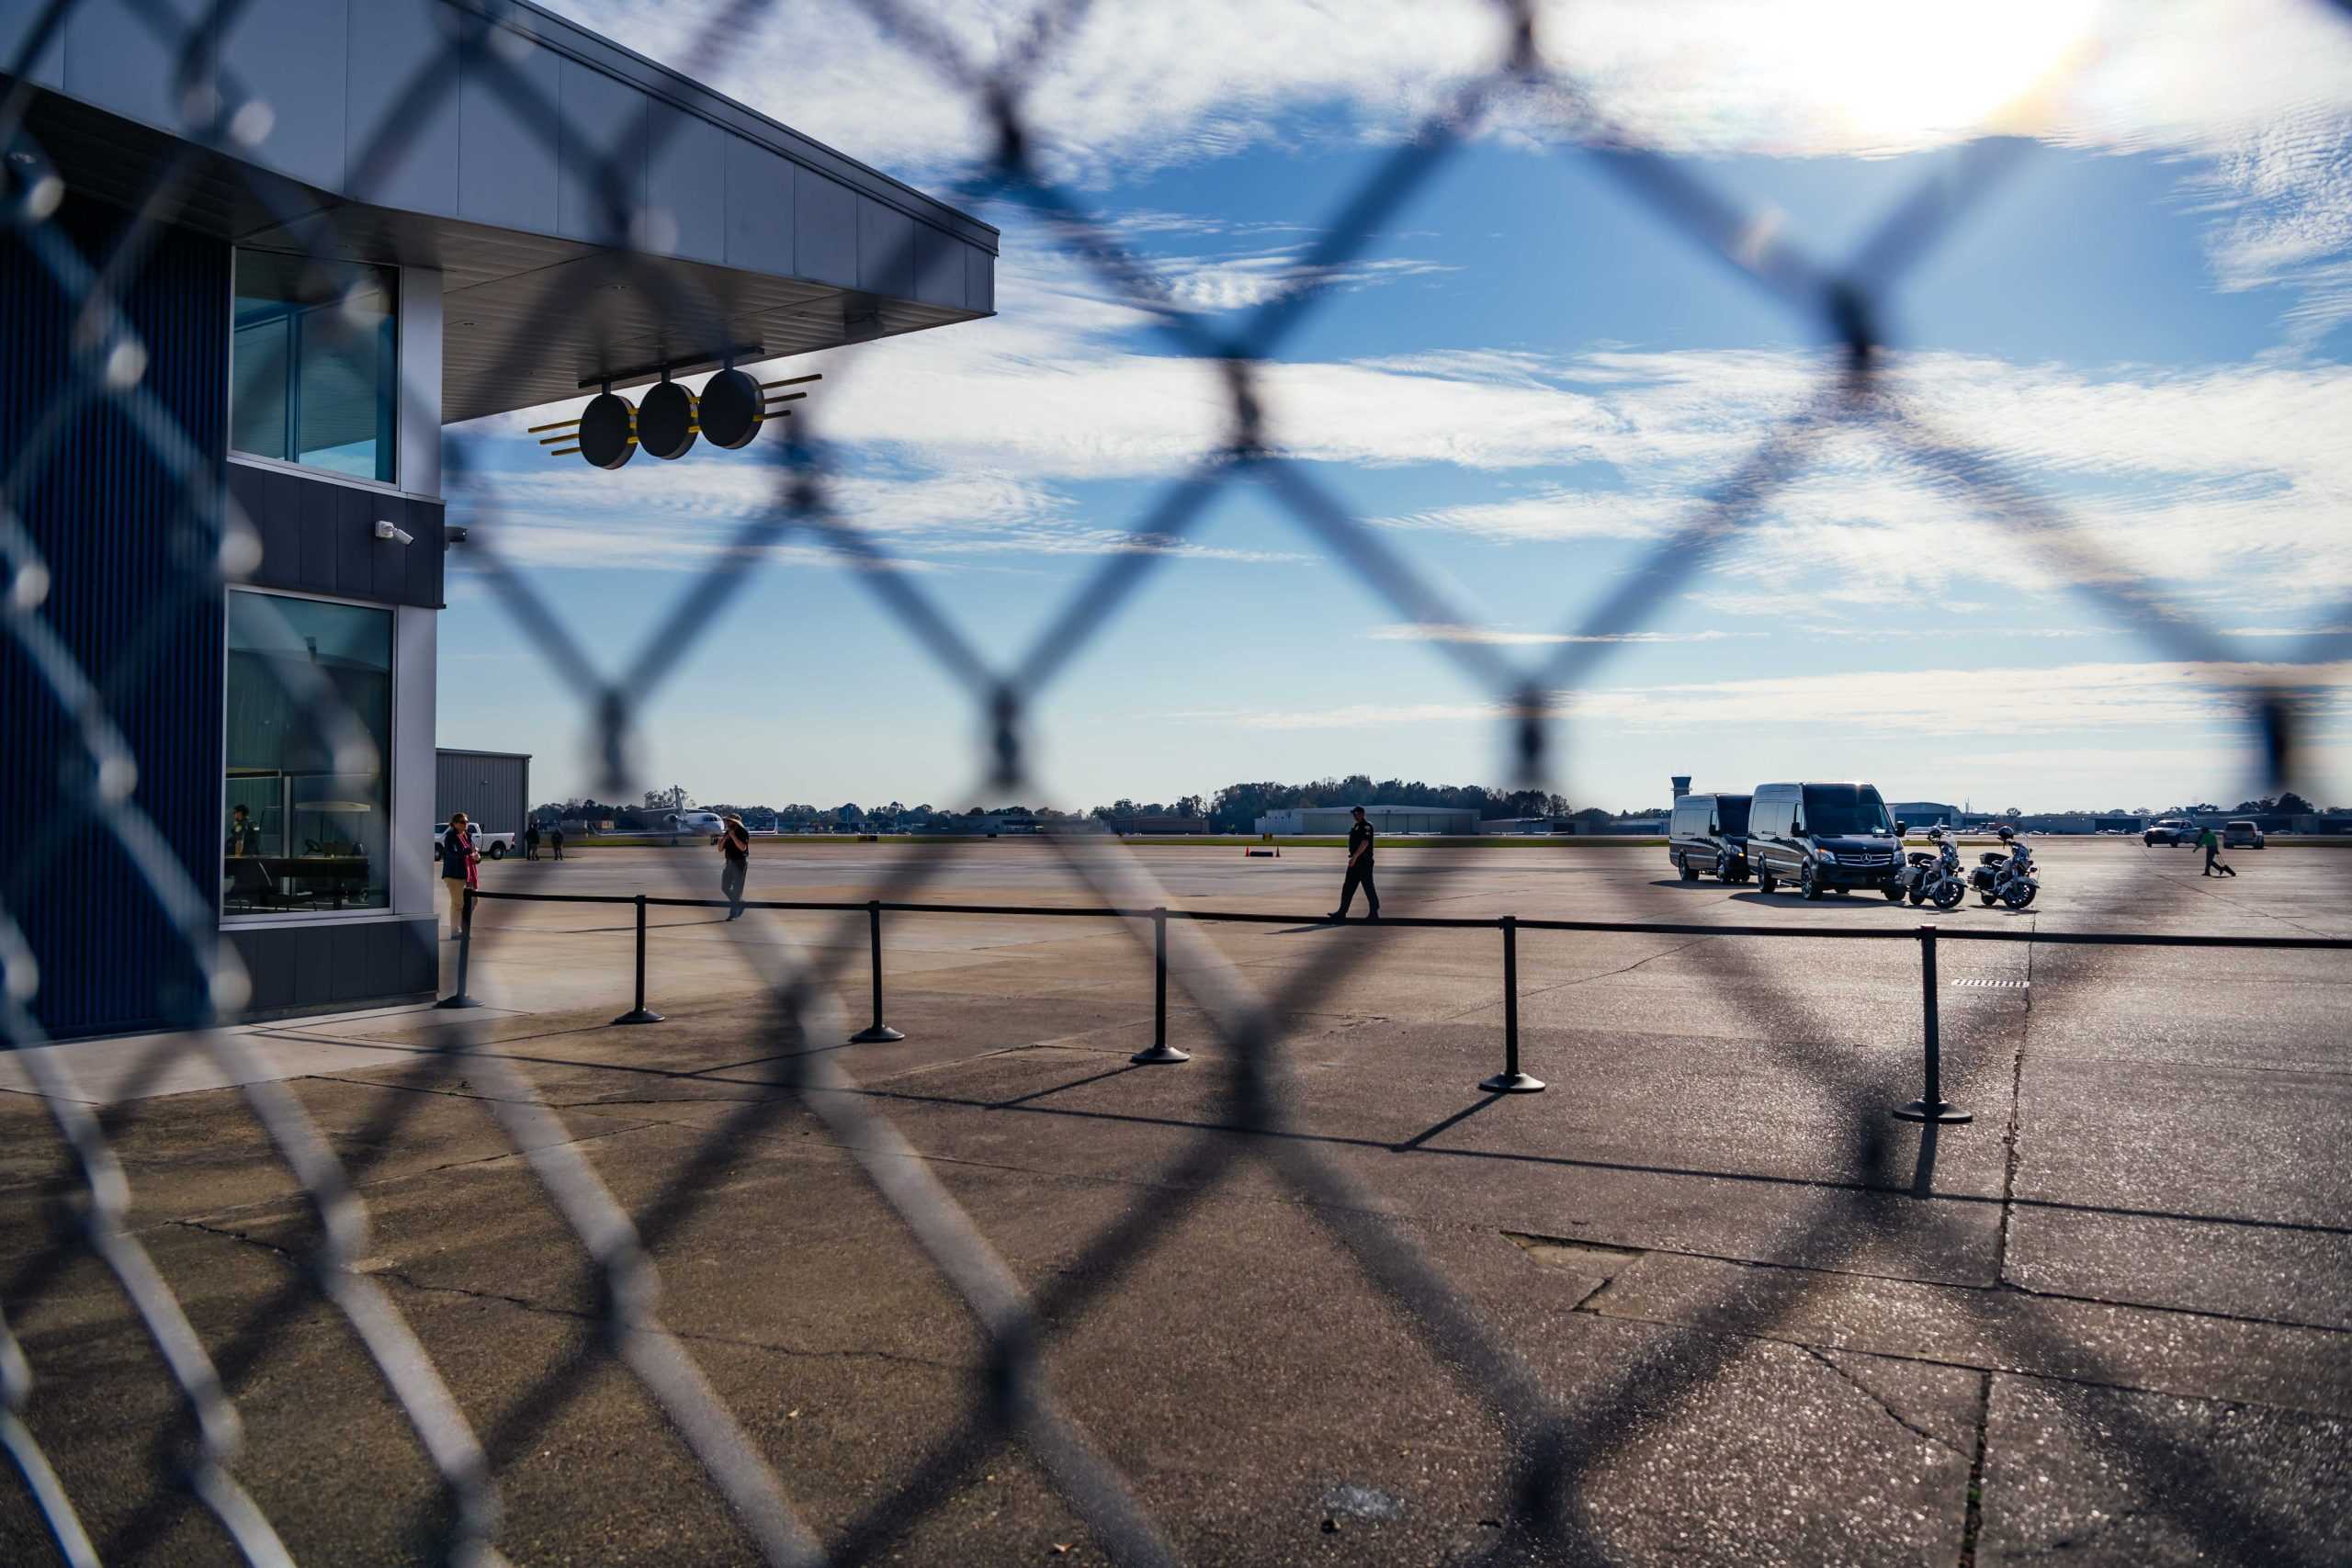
left=1368, top=624, right=1744, bottom=646
left=1172, top=657, right=2352, bottom=737
left=546, top=0, right=2352, bottom=334
left=1156, top=250, right=1459, bottom=312
left=455, top=289, right=2352, bottom=616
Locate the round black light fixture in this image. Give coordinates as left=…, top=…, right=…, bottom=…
left=697, top=368, right=765, bottom=450
left=639, top=379, right=698, bottom=461
left=577, top=392, right=638, bottom=468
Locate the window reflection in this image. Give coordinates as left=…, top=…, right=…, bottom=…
left=231, top=251, right=398, bottom=484
left=223, top=592, right=392, bottom=914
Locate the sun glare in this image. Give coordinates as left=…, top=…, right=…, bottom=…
left=1770, top=1, right=2104, bottom=152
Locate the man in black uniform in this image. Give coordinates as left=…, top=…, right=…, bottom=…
left=1329, top=806, right=1380, bottom=921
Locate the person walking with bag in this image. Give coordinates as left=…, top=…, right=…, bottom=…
left=441, top=812, right=480, bottom=939
left=718, top=814, right=751, bottom=919
left=1328, top=806, right=1381, bottom=922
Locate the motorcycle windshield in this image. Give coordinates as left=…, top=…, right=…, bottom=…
left=1802, top=785, right=1894, bottom=837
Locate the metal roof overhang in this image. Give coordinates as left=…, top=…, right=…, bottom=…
left=4, top=0, right=995, bottom=423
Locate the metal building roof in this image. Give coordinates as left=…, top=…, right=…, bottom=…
left=4, top=0, right=995, bottom=420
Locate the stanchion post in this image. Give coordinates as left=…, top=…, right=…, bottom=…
left=612, top=893, right=664, bottom=1025
left=1479, top=915, right=1544, bottom=1092
left=436, top=886, right=484, bottom=1009
left=1132, top=906, right=1190, bottom=1064
left=851, top=899, right=905, bottom=1043
left=1894, top=924, right=1969, bottom=1123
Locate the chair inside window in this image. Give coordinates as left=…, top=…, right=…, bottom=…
left=226, top=856, right=311, bottom=911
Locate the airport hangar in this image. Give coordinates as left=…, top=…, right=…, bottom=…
left=3, top=0, right=995, bottom=1040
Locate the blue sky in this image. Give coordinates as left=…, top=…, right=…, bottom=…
left=440, top=0, right=2352, bottom=815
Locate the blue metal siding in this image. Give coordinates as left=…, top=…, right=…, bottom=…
left=2, top=196, right=229, bottom=1039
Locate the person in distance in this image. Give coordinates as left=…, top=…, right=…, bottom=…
left=1328, top=806, right=1381, bottom=922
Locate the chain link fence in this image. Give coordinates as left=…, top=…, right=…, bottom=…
left=6, top=0, right=2348, bottom=1562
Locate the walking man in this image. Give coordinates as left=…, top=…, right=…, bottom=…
left=2198, top=824, right=2236, bottom=877
left=549, top=823, right=565, bottom=861
left=1328, top=806, right=1381, bottom=921
left=525, top=818, right=541, bottom=861
left=718, top=813, right=751, bottom=919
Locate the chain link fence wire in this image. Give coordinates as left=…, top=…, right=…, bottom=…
left=5, top=0, right=2348, bottom=1561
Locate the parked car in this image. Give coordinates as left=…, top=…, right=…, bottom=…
left=2222, top=819, right=2267, bottom=849
left=1747, top=782, right=1903, bottom=900
left=1668, top=792, right=1752, bottom=883
left=434, top=822, right=514, bottom=859
left=2143, top=818, right=2199, bottom=847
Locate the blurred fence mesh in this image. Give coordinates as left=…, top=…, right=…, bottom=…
left=4, top=0, right=2346, bottom=1563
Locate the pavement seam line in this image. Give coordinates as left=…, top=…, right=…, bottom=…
left=142, top=1113, right=667, bottom=1233
left=1577, top=1303, right=2352, bottom=1422
left=1995, top=939, right=2034, bottom=1286
left=168, top=1219, right=964, bottom=1373
left=1959, top=1369, right=1992, bottom=1568
left=1797, top=1345, right=1974, bottom=1461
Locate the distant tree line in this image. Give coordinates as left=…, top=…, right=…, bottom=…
left=1202, top=777, right=1587, bottom=833
left=533, top=780, right=2345, bottom=835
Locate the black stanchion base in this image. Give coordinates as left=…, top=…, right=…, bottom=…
left=851, top=1024, right=906, bottom=1043
left=1130, top=1042, right=1192, bottom=1065
left=1478, top=1071, right=1546, bottom=1093
left=612, top=1008, right=665, bottom=1025
left=1892, top=1100, right=1971, bottom=1124
left=435, top=995, right=484, bottom=1010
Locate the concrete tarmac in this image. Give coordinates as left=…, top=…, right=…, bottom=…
left=2, top=839, right=2346, bottom=1564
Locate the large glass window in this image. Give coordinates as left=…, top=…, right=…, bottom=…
left=231, top=251, right=398, bottom=484
left=223, top=592, right=393, bottom=915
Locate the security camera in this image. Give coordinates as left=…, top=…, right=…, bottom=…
left=373, top=519, right=415, bottom=545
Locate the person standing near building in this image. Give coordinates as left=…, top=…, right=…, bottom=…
left=226, top=803, right=260, bottom=858
left=718, top=814, right=751, bottom=919
left=549, top=822, right=565, bottom=861
left=441, top=812, right=478, bottom=938
left=525, top=818, right=541, bottom=861
left=1328, top=806, right=1381, bottom=921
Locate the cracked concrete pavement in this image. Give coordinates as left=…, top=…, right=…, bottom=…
left=2, top=839, right=2346, bottom=1564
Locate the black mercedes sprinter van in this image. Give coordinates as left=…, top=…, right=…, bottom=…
left=1747, top=782, right=1903, bottom=899
left=1668, top=793, right=1751, bottom=883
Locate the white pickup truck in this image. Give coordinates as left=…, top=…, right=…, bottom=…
left=434, top=822, right=515, bottom=860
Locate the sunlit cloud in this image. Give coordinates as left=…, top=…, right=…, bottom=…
left=1367, top=624, right=1746, bottom=646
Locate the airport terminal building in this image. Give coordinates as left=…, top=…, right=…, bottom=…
left=4, top=0, right=993, bottom=1039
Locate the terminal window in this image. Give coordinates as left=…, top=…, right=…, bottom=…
left=231, top=251, right=399, bottom=484
left=222, top=591, right=393, bottom=916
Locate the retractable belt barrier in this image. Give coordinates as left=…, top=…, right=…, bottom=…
left=446, top=888, right=2352, bottom=1122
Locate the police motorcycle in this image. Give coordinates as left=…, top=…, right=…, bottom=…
left=1894, top=826, right=1967, bottom=910
left=1966, top=826, right=2040, bottom=910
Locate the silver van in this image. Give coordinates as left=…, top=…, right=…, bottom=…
left=1746, top=782, right=1903, bottom=899
left=1668, top=792, right=1751, bottom=883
